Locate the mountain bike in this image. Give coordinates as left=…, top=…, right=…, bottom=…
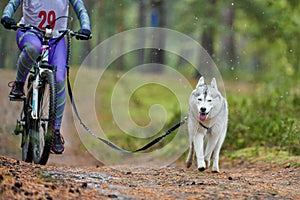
left=11, top=22, right=90, bottom=165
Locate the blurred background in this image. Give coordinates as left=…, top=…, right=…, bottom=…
left=0, top=0, right=299, bottom=166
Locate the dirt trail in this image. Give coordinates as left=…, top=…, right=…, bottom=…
left=0, top=155, right=299, bottom=199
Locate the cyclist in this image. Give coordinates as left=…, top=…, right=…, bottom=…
left=1, top=0, right=92, bottom=154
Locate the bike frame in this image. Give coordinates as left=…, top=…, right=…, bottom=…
left=31, top=28, right=53, bottom=119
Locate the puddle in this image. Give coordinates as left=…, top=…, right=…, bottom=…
left=45, top=168, right=134, bottom=199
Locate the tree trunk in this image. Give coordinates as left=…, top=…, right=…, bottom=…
left=148, top=0, right=166, bottom=73
left=195, top=0, right=217, bottom=78
left=220, top=6, right=236, bottom=68
left=136, top=0, right=147, bottom=66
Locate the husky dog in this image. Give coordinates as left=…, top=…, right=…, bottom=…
left=186, top=76, right=228, bottom=173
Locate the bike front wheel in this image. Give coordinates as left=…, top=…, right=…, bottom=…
left=34, top=70, right=57, bottom=165
left=23, top=70, right=57, bottom=165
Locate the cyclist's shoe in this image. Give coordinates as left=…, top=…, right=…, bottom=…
left=8, top=81, right=25, bottom=101
left=51, top=130, right=65, bottom=154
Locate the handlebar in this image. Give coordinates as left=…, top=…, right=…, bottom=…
left=10, top=23, right=92, bottom=40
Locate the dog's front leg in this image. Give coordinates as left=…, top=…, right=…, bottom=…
left=193, top=133, right=206, bottom=171
left=211, top=129, right=227, bottom=173
left=204, top=129, right=219, bottom=169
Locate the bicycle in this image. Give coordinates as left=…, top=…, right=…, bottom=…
left=11, top=22, right=90, bottom=165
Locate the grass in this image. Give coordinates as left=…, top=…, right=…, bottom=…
left=227, top=147, right=300, bottom=168
left=225, top=77, right=300, bottom=155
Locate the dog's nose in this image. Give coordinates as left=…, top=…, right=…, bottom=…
left=200, top=107, right=206, bottom=113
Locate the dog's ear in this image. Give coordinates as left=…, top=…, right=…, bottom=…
left=211, top=78, right=218, bottom=90
left=196, top=76, right=205, bottom=88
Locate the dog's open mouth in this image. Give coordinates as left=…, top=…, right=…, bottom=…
left=199, top=112, right=208, bottom=121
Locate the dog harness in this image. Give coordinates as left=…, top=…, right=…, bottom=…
left=199, top=121, right=210, bottom=130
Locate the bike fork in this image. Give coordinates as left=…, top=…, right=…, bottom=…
left=31, top=76, right=40, bottom=119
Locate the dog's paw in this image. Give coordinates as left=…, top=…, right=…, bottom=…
left=211, top=166, right=220, bottom=173
left=186, top=161, right=192, bottom=168
left=197, top=160, right=206, bottom=172
left=198, top=167, right=206, bottom=172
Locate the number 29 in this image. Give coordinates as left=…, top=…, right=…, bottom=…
left=38, top=10, right=56, bottom=30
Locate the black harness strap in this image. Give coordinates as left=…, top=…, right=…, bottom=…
left=65, top=33, right=130, bottom=153
left=66, top=70, right=187, bottom=153
left=199, top=121, right=210, bottom=130
left=66, top=72, right=131, bottom=153
left=66, top=77, right=187, bottom=153
left=133, top=118, right=187, bottom=152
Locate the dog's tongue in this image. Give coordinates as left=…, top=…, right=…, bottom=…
left=199, top=114, right=207, bottom=121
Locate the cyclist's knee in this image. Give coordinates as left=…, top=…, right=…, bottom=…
left=23, top=45, right=42, bottom=61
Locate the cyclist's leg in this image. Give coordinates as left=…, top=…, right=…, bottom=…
left=16, top=30, right=42, bottom=82
left=10, top=30, right=42, bottom=98
left=49, top=38, right=67, bottom=131
left=49, top=38, right=66, bottom=154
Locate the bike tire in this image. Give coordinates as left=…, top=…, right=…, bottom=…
left=21, top=76, right=34, bottom=163
left=33, top=70, right=57, bottom=165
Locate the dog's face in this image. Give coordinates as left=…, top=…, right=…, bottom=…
left=196, top=86, right=213, bottom=121
left=191, top=77, right=220, bottom=122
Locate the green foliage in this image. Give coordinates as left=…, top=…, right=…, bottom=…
left=225, top=77, right=300, bottom=155
left=228, top=147, right=300, bottom=168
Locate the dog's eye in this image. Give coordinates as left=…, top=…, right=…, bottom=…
left=207, top=99, right=212, bottom=102
left=198, top=98, right=202, bottom=101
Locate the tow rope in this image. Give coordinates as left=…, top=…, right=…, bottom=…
left=66, top=73, right=186, bottom=153
left=65, top=33, right=187, bottom=153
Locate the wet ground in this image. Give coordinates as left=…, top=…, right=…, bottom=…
left=0, top=155, right=299, bottom=199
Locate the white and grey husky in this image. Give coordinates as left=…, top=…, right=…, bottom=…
left=186, top=76, right=228, bottom=173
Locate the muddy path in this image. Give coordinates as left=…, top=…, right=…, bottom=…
left=0, top=155, right=299, bottom=199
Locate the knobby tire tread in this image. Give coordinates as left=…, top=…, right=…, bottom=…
left=38, top=70, right=56, bottom=165
left=22, top=81, right=33, bottom=163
